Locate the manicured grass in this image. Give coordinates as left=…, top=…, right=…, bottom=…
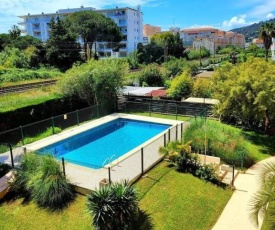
left=0, top=161, right=232, bottom=230
left=136, top=162, right=233, bottom=230
left=0, top=86, right=62, bottom=112
left=0, top=195, right=92, bottom=230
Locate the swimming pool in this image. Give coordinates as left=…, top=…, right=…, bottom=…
left=37, top=118, right=171, bottom=169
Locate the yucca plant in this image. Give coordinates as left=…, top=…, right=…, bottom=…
left=87, top=181, right=139, bottom=230
left=29, top=155, right=75, bottom=210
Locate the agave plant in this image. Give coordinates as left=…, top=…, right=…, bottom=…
left=87, top=181, right=139, bottom=230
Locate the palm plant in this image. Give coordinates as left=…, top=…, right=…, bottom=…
left=159, top=140, right=200, bottom=172
left=87, top=181, right=139, bottom=230
left=249, top=160, right=275, bottom=228
left=259, top=22, right=275, bottom=61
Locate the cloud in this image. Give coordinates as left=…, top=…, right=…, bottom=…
left=247, top=0, right=275, bottom=18
left=222, top=15, right=252, bottom=30
left=266, top=13, right=274, bottom=19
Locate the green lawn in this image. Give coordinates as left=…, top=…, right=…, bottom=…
left=0, top=86, right=62, bottom=113
left=0, top=161, right=233, bottom=230
left=136, top=162, right=233, bottom=230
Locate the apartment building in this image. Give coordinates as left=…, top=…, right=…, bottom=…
left=18, top=5, right=143, bottom=58
left=180, top=27, right=245, bottom=50
left=143, top=24, right=161, bottom=37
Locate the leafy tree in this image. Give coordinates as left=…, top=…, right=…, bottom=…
left=212, top=57, right=275, bottom=132
left=0, top=33, right=10, bottom=51
left=66, top=11, right=122, bottom=59
left=8, top=25, right=21, bottom=39
left=136, top=42, right=164, bottom=64
left=167, top=68, right=193, bottom=100
left=126, top=51, right=139, bottom=70
left=138, top=63, right=164, bottom=86
left=87, top=181, right=139, bottom=230
left=45, top=17, right=81, bottom=70
left=249, top=160, right=275, bottom=228
left=259, top=22, right=275, bottom=61
left=59, top=58, right=128, bottom=106
left=162, top=57, right=187, bottom=78
left=192, top=77, right=212, bottom=98
left=150, top=32, right=186, bottom=58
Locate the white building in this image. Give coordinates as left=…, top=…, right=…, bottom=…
left=18, top=5, right=143, bottom=58
left=272, top=38, right=275, bottom=61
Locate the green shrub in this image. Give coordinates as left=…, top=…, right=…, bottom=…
left=138, top=63, right=165, bottom=87
left=162, top=57, right=187, bottom=77
left=167, top=68, right=193, bottom=100
left=187, top=47, right=210, bottom=60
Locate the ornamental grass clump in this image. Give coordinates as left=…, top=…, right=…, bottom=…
left=10, top=153, right=75, bottom=210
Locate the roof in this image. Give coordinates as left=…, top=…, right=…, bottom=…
left=145, top=90, right=167, bottom=97
left=181, top=27, right=217, bottom=32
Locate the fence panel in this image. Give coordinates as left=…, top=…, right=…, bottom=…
left=109, top=149, right=142, bottom=183
left=64, top=162, right=109, bottom=190
left=0, top=127, right=22, bottom=148
left=53, top=111, right=78, bottom=130
left=22, top=118, right=53, bottom=142
left=143, top=135, right=165, bottom=171
left=0, top=146, right=25, bottom=167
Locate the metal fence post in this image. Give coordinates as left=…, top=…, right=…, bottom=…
left=51, top=117, right=55, bottom=135
left=62, top=157, right=66, bottom=178
left=97, top=105, right=100, bottom=118
left=168, top=129, right=171, bottom=142
left=76, top=110, right=80, bottom=126
left=176, top=104, right=178, bottom=120
left=149, top=103, right=151, bottom=117
left=232, top=165, right=235, bottom=187
left=176, top=125, right=178, bottom=141
left=164, top=133, right=166, bottom=147
left=181, top=123, right=183, bottom=140
left=20, top=126, right=24, bottom=145
left=141, top=147, right=144, bottom=175
left=8, top=144, right=14, bottom=168
left=108, top=167, right=111, bottom=184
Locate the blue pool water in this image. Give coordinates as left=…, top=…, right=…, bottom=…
left=37, top=118, right=171, bottom=169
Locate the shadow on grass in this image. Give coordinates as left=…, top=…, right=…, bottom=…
left=242, top=131, right=275, bottom=156
left=130, top=209, right=154, bottom=230
left=137, top=163, right=175, bottom=200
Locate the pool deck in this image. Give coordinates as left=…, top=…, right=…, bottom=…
left=1, top=113, right=183, bottom=191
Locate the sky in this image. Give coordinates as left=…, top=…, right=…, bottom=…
left=0, top=0, right=275, bottom=34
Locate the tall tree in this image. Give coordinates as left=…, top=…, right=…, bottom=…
left=259, top=22, right=275, bottom=61
left=8, top=25, right=21, bottom=39
left=45, top=17, right=81, bottom=70
left=150, top=32, right=186, bottom=58
left=66, top=11, right=122, bottom=59
left=212, top=57, right=275, bottom=132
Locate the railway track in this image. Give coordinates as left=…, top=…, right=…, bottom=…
left=0, top=79, right=57, bottom=95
